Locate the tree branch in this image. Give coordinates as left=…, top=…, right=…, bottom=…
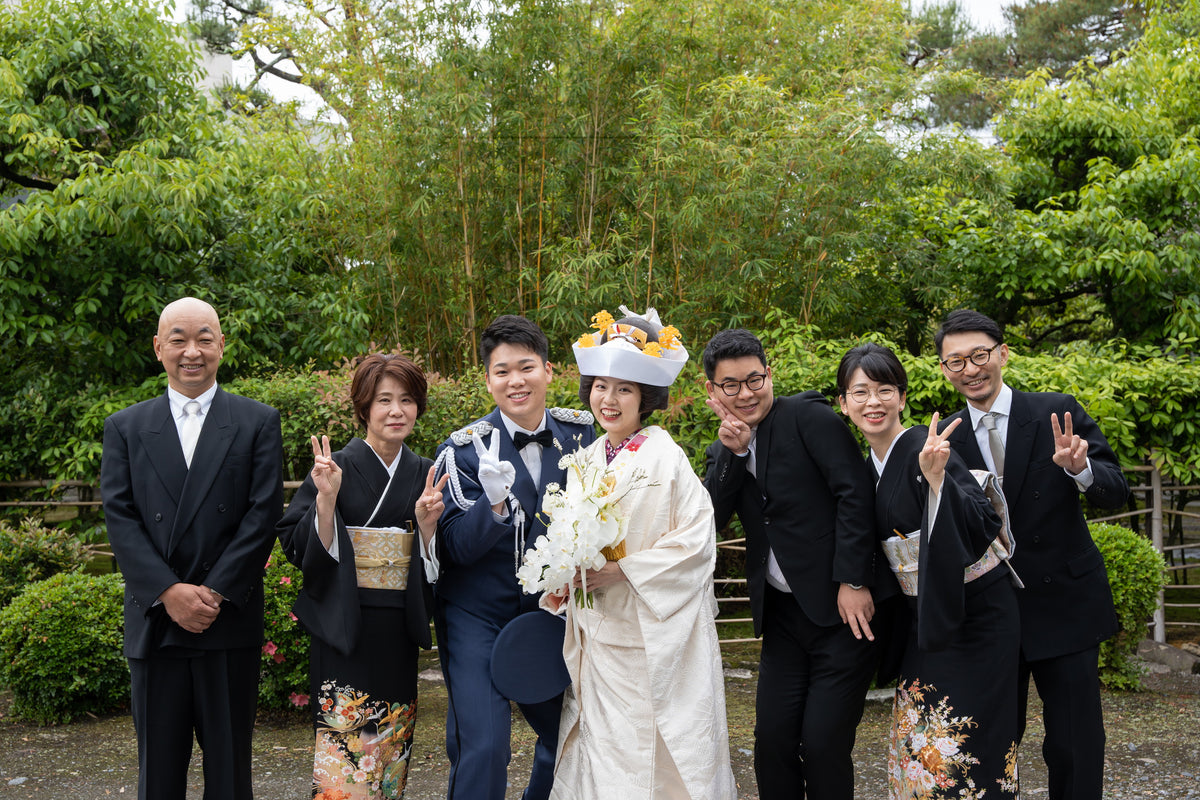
left=0, top=161, right=57, bottom=191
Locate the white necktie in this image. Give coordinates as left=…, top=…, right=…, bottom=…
left=981, top=411, right=1005, bottom=479
left=180, top=401, right=202, bottom=468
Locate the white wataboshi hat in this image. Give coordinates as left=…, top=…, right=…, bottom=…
left=572, top=305, right=689, bottom=388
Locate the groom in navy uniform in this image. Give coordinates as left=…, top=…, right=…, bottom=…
left=936, top=308, right=1128, bottom=800
left=101, top=297, right=283, bottom=799
left=433, top=315, right=596, bottom=800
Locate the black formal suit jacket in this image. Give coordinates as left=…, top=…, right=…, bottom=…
left=101, top=388, right=284, bottom=659
left=942, top=389, right=1127, bottom=661
left=705, top=392, right=878, bottom=635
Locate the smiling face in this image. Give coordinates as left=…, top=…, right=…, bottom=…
left=589, top=376, right=642, bottom=445
left=153, top=298, right=225, bottom=398
left=707, top=355, right=774, bottom=428
left=484, top=342, right=553, bottom=430
left=363, top=375, right=418, bottom=458
left=939, top=332, right=1008, bottom=411
left=838, top=367, right=906, bottom=453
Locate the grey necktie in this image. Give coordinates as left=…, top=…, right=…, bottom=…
left=180, top=400, right=202, bottom=468
left=980, top=411, right=1005, bottom=478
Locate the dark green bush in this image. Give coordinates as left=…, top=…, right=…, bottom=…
left=0, top=517, right=89, bottom=608
left=259, top=541, right=308, bottom=712
left=1091, top=522, right=1168, bottom=690
left=0, top=571, right=128, bottom=723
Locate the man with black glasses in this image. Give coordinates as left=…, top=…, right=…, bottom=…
left=935, top=309, right=1128, bottom=800
left=701, top=329, right=879, bottom=800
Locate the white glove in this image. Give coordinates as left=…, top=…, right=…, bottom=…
left=472, top=431, right=516, bottom=506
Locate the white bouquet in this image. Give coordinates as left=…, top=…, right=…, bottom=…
left=517, top=445, right=647, bottom=607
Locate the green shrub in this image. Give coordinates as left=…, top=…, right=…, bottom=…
left=0, top=517, right=89, bottom=608
left=259, top=541, right=309, bottom=712
left=1091, top=522, right=1168, bottom=690
left=0, top=571, right=127, bottom=723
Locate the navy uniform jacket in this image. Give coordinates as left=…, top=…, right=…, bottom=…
left=943, top=390, right=1127, bottom=661
left=705, top=392, right=878, bottom=635
left=101, top=388, right=284, bottom=658
left=434, top=407, right=596, bottom=625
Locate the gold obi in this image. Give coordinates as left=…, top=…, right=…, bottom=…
left=882, top=532, right=1010, bottom=597
left=347, top=525, right=414, bottom=590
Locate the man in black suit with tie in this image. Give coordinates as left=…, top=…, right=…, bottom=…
left=702, top=329, right=878, bottom=800
left=101, top=297, right=283, bottom=800
left=935, top=309, right=1128, bottom=800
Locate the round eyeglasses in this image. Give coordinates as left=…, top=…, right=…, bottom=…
left=715, top=373, right=768, bottom=396
left=940, top=343, right=1001, bottom=373
left=844, top=386, right=899, bottom=404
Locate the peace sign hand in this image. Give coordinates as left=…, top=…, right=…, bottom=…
left=918, top=412, right=960, bottom=495
left=310, top=435, right=342, bottom=499
left=415, top=466, right=450, bottom=547
left=471, top=431, right=515, bottom=506
left=1051, top=412, right=1089, bottom=475
left=705, top=392, right=753, bottom=455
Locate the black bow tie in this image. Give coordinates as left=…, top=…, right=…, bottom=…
left=513, top=430, right=554, bottom=451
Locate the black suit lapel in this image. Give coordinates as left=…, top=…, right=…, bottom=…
left=754, top=403, right=778, bottom=489
left=1002, top=391, right=1035, bottom=502
left=138, top=395, right=187, bottom=507
left=169, top=389, right=237, bottom=555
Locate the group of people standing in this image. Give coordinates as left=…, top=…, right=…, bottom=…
left=101, top=297, right=1127, bottom=800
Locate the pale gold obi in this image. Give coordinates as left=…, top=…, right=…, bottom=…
left=347, top=525, right=414, bottom=590
left=882, top=534, right=1011, bottom=597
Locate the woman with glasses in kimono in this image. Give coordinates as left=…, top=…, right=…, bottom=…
left=836, top=342, right=1021, bottom=800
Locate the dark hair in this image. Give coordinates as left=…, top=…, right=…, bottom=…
left=701, top=329, right=767, bottom=380
left=480, top=315, right=550, bottom=368
left=350, top=354, right=428, bottom=427
left=836, top=343, right=908, bottom=396
left=934, top=309, right=1004, bottom=357
left=579, top=375, right=670, bottom=422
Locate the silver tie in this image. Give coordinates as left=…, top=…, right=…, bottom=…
left=180, top=400, right=202, bottom=468
left=980, top=411, right=1005, bottom=479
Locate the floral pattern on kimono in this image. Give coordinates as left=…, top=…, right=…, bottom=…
left=313, top=681, right=416, bottom=799
left=888, top=679, right=1018, bottom=799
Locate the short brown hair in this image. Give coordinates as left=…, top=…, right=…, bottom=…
left=350, top=354, right=428, bottom=428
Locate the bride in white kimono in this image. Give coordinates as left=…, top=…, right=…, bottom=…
left=542, top=308, right=737, bottom=800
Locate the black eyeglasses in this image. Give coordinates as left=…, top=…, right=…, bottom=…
left=940, top=343, right=1001, bottom=373
left=844, top=386, right=899, bottom=404
left=715, top=373, right=768, bottom=396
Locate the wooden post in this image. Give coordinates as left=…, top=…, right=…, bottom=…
left=1151, top=464, right=1166, bottom=643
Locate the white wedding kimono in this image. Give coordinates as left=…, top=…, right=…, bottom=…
left=545, top=426, right=737, bottom=799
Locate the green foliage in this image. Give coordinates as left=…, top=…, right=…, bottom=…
left=0, top=517, right=88, bottom=608
left=259, top=541, right=309, bottom=712
left=0, top=0, right=360, bottom=397
left=0, top=571, right=128, bottom=723
left=1090, top=522, right=1167, bottom=690
left=909, top=0, right=1200, bottom=345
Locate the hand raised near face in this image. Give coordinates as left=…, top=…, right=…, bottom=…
left=1051, top=412, right=1089, bottom=475
left=472, top=430, right=516, bottom=506
left=918, top=412, right=961, bottom=494
left=310, top=434, right=342, bottom=499
left=415, top=466, right=450, bottom=547
left=705, top=392, right=754, bottom=455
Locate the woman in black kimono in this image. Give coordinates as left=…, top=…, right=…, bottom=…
left=277, top=354, right=447, bottom=799
left=836, top=343, right=1020, bottom=800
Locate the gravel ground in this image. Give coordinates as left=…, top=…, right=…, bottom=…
left=1, top=650, right=1197, bottom=799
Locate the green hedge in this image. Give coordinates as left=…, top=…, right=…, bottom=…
left=5, top=324, right=1199, bottom=487
left=259, top=541, right=309, bottom=712
left=0, top=571, right=128, bottom=723
left=1091, top=522, right=1168, bottom=690
left=0, top=517, right=89, bottom=608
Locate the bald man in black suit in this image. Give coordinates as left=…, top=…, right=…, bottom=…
left=101, top=297, right=283, bottom=800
